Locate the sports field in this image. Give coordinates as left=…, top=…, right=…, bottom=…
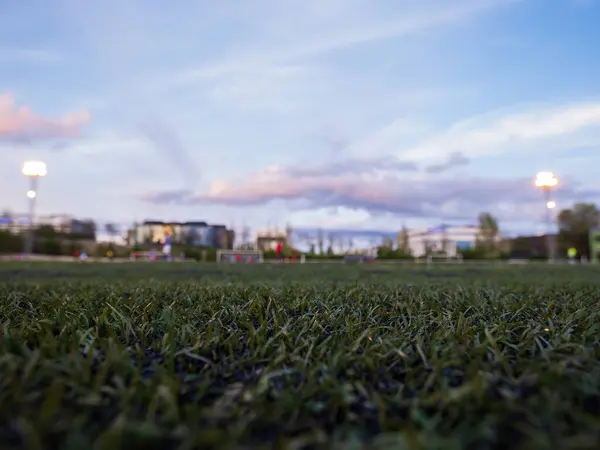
left=1, top=262, right=599, bottom=449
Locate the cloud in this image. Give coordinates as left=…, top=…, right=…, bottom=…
left=138, top=154, right=418, bottom=204
left=0, top=93, right=90, bottom=143
left=206, top=65, right=319, bottom=112
left=284, top=156, right=418, bottom=178
left=164, top=0, right=516, bottom=89
left=140, top=171, right=597, bottom=223
left=425, top=152, right=470, bottom=173
left=49, top=142, right=70, bottom=152
left=138, top=100, right=600, bottom=222
left=318, top=129, right=349, bottom=154
left=401, top=102, right=600, bottom=162
left=339, top=118, right=432, bottom=160
left=137, top=118, right=199, bottom=185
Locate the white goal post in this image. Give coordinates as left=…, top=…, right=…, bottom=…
left=216, top=249, right=264, bottom=264
left=420, top=254, right=464, bottom=265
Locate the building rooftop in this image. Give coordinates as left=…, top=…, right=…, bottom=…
left=142, top=220, right=211, bottom=227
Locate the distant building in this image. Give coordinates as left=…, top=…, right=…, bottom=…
left=407, top=225, right=481, bottom=257
left=132, top=220, right=234, bottom=249
left=256, top=229, right=287, bottom=252
left=0, top=213, right=96, bottom=239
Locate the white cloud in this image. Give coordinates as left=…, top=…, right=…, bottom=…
left=207, top=65, right=321, bottom=112
left=14, top=0, right=596, bottom=233
left=162, top=0, right=516, bottom=90
left=333, top=101, right=600, bottom=165
left=56, top=135, right=146, bottom=156
left=50, top=0, right=519, bottom=120
left=287, top=207, right=376, bottom=229
left=343, top=117, right=432, bottom=159
left=397, top=102, right=600, bottom=162
left=139, top=100, right=600, bottom=224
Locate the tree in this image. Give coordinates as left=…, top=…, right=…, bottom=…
left=317, top=228, right=324, bottom=255
left=36, top=238, right=62, bottom=255
left=285, top=222, right=293, bottom=248
left=69, top=219, right=96, bottom=240
left=557, top=203, right=600, bottom=258
left=441, top=233, right=450, bottom=254
left=34, top=225, right=59, bottom=239
left=327, top=233, right=335, bottom=255
left=423, top=239, right=435, bottom=255
left=240, top=224, right=250, bottom=248
left=476, top=212, right=500, bottom=256
left=105, top=223, right=118, bottom=234
left=397, top=226, right=410, bottom=254
left=0, top=230, right=21, bottom=253
left=382, top=237, right=394, bottom=249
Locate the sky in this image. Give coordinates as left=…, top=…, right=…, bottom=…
left=1, top=0, right=599, bottom=239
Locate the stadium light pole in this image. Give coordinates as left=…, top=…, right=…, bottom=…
left=534, top=171, right=558, bottom=262
left=22, top=161, right=47, bottom=256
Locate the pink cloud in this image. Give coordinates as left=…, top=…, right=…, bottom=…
left=0, top=92, right=90, bottom=142
left=139, top=159, right=598, bottom=223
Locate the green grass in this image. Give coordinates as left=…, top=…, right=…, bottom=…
left=1, top=262, right=600, bottom=449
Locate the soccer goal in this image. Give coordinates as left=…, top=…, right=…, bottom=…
left=423, top=253, right=464, bottom=265
left=216, top=250, right=264, bottom=264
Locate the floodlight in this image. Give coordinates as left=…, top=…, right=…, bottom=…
left=21, top=160, right=47, bottom=256
left=533, top=171, right=559, bottom=263
left=534, top=171, right=558, bottom=188
left=22, top=161, right=47, bottom=177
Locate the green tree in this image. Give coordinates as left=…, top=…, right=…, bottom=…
left=327, top=233, right=335, bottom=255
left=34, top=225, right=59, bottom=239
left=381, top=236, right=394, bottom=249
left=557, top=203, right=600, bottom=258
left=36, top=238, right=62, bottom=255
left=0, top=230, right=22, bottom=253
left=397, top=226, right=410, bottom=254
left=476, top=212, right=500, bottom=257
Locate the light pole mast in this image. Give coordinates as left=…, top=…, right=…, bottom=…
left=534, top=171, right=558, bottom=262
left=22, top=161, right=47, bottom=256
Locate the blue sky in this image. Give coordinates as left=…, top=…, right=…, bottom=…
left=1, top=0, right=599, bottom=238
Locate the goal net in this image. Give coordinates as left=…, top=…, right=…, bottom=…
left=216, top=250, right=264, bottom=264
left=423, top=253, right=464, bottom=264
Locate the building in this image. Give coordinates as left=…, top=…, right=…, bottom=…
left=0, top=213, right=96, bottom=239
left=256, top=229, right=287, bottom=252
left=407, top=225, right=481, bottom=257
left=132, top=220, right=235, bottom=249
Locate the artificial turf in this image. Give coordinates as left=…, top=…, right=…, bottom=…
left=1, top=262, right=599, bottom=449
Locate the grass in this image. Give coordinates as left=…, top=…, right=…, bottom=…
left=1, top=262, right=600, bottom=449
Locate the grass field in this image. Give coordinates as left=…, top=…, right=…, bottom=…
left=1, top=262, right=599, bottom=449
